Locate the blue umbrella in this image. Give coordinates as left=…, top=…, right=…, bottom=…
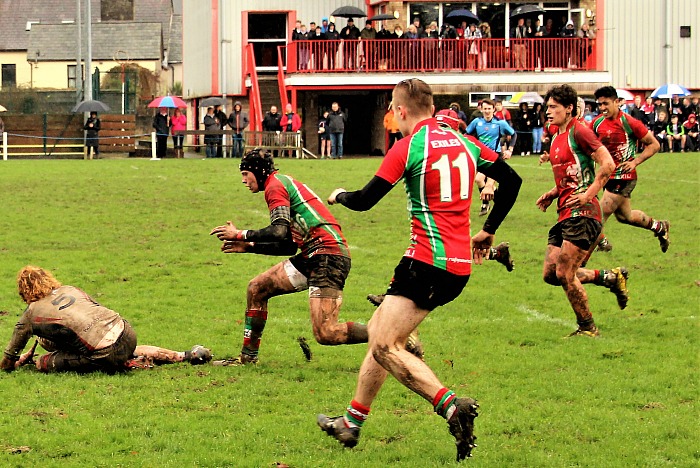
left=650, top=83, right=691, bottom=99
left=446, top=9, right=480, bottom=25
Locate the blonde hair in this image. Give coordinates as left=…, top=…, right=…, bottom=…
left=17, top=265, right=62, bottom=304
left=393, top=78, right=433, bottom=114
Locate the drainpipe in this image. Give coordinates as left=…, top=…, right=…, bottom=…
left=664, top=0, right=672, bottom=84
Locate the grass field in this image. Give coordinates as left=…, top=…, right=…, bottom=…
left=0, top=153, right=697, bottom=467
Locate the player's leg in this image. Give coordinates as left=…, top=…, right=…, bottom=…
left=608, top=181, right=670, bottom=252
left=555, top=240, right=599, bottom=336
left=133, top=344, right=211, bottom=365
left=475, top=172, right=491, bottom=216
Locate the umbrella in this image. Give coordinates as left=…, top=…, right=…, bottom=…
left=650, top=83, right=691, bottom=99
left=199, top=96, right=227, bottom=107
left=367, top=13, right=395, bottom=22
left=331, top=6, right=366, bottom=18
left=616, top=89, right=636, bottom=101
left=445, top=9, right=480, bottom=25
left=509, top=91, right=544, bottom=104
left=71, top=100, right=110, bottom=113
left=510, top=5, right=546, bottom=18
left=148, top=95, right=188, bottom=108
left=0, top=104, right=6, bottom=112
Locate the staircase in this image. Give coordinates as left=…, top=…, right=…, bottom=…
left=257, top=76, right=283, bottom=113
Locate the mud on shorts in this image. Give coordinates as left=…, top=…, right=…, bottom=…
left=548, top=217, right=603, bottom=251
left=386, top=257, right=470, bottom=311
left=604, top=179, right=637, bottom=198
left=38, top=320, right=137, bottom=373
left=286, top=253, right=351, bottom=291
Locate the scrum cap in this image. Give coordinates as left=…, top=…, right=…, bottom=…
left=240, top=148, right=276, bottom=186
left=435, top=109, right=462, bottom=131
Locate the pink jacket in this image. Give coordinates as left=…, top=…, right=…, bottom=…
left=170, top=114, right=187, bottom=133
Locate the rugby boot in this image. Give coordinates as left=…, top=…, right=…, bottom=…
left=446, top=397, right=479, bottom=461
left=317, top=414, right=360, bottom=448
left=187, top=345, right=212, bottom=365
left=479, top=202, right=490, bottom=216
left=492, top=242, right=515, bottom=272
left=565, top=326, right=600, bottom=338
left=608, top=267, right=629, bottom=310
left=406, top=330, right=425, bottom=360
left=655, top=220, right=670, bottom=253
left=596, top=236, right=613, bottom=252
left=212, top=353, right=258, bottom=366
left=366, top=294, right=385, bottom=307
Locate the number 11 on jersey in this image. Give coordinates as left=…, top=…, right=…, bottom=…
left=431, top=152, right=473, bottom=202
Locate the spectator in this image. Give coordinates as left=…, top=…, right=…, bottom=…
left=511, top=17, right=529, bottom=70
left=170, top=108, right=187, bottom=159
left=324, top=23, right=340, bottom=69
left=383, top=106, right=402, bottom=151
left=262, top=105, right=282, bottom=157
left=318, top=110, right=331, bottom=159
left=311, top=25, right=325, bottom=70
left=652, top=110, right=669, bottom=152
left=152, top=107, right=169, bottom=158
left=468, top=100, right=483, bottom=123
left=494, top=99, right=512, bottom=125
left=681, top=97, right=693, bottom=121
left=560, top=20, right=576, bottom=68
left=340, top=18, right=361, bottom=69
left=280, top=103, right=302, bottom=158
left=479, top=22, right=491, bottom=69
left=404, top=24, right=420, bottom=70
left=669, top=95, right=684, bottom=117
left=666, top=114, right=686, bottom=152
left=424, top=21, right=439, bottom=70
left=227, top=101, right=249, bottom=158
left=308, top=22, right=317, bottom=39
left=515, top=102, right=533, bottom=155
left=214, top=105, right=227, bottom=157
left=84, top=111, right=101, bottom=159
left=531, top=102, right=544, bottom=154
left=654, top=97, right=669, bottom=119
left=390, top=25, right=404, bottom=69
left=359, top=21, right=376, bottom=70
left=465, top=23, right=482, bottom=70
left=576, top=23, right=595, bottom=68
left=683, top=113, right=699, bottom=151
left=294, top=23, right=310, bottom=70
left=412, top=17, right=424, bottom=37
left=327, top=101, right=347, bottom=159
left=641, top=96, right=656, bottom=128
left=689, top=97, right=700, bottom=116
left=628, top=95, right=644, bottom=121
left=203, top=106, right=218, bottom=158
left=321, top=17, right=329, bottom=34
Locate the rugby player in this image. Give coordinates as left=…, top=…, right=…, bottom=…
left=317, top=79, right=522, bottom=461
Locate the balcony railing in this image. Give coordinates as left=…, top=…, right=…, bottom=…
left=285, top=37, right=596, bottom=74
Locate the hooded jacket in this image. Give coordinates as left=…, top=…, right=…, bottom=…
left=228, top=102, right=249, bottom=133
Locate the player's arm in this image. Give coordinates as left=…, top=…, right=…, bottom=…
left=328, top=176, right=394, bottom=211
left=565, top=145, right=614, bottom=209
left=536, top=186, right=559, bottom=212
left=478, top=159, right=522, bottom=234
left=619, top=131, right=660, bottom=173
left=212, top=206, right=297, bottom=256
left=501, top=122, right=517, bottom=159
left=1, top=316, right=33, bottom=372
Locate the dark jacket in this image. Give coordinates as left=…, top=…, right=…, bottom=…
left=340, top=25, right=361, bottom=39
left=153, top=113, right=169, bottom=136
left=84, top=116, right=101, bottom=139
left=228, top=102, right=249, bottom=133
left=327, top=109, right=347, bottom=133
left=262, top=112, right=282, bottom=132
left=203, top=113, right=218, bottom=143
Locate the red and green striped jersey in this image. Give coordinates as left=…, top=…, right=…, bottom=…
left=590, top=111, right=649, bottom=180
left=375, top=118, right=498, bottom=276
left=548, top=119, right=604, bottom=222
left=265, top=173, right=350, bottom=258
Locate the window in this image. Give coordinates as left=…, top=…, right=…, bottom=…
left=67, top=64, right=83, bottom=89
left=1, top=64, right=16, bottom=88
left=247, top=13, right=288, bottom=71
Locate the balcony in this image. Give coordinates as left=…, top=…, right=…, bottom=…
left=284, top=37, right=597, bottom=74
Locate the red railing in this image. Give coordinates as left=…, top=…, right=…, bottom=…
left=244, top=43, right=263, bottom=131
left=285, top=37, right=596, bottom=73
left=277, top=45, right=290, bottom=111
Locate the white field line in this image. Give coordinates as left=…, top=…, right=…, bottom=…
left=506, top=161, right=700, bottom=184
left=517, top=304, right=572, bottom=328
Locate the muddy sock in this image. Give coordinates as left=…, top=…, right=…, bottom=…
left=346, top=322, right=368, bottom=344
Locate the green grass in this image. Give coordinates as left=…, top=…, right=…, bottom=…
left=0, top=154, right=697, bottom=467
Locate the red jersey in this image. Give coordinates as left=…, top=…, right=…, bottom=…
left=264, top=173, right=350, bottom=258
left=376, top=118, right=498, bottom=275
left=548, top=119, right=604, bottom=222
left=590, top=112, right=648, bottom=180
left=495, top=108, right=511, bottom=122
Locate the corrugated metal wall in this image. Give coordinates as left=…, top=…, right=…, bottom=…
left=185, top=0, right=367, bottom=98
left=604, top=0, right=699, bottom=90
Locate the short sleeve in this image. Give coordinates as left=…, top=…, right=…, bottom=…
left=264, top=176, right=291, bottom=211
left=629, top=115, right=650, bottom=140
left=375, top=139, right=409, bottom=185
left=574, top=124, right=603, bottom=154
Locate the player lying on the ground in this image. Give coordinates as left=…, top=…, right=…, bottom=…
left=1, top=266, right=211, bottom=373
left=591, top=86, right=670, bottom=253
left=318, top=79, right=522, bottom=461
left=209, top=149, right=369, bottom=366
left=537, top=85, right=629, bottom=339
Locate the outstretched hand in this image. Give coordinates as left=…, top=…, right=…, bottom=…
left=221, top=240, right=251, bottom=254
left=471, top=230, right=494, bottom=265
left=210, top=221, right=239, bottom=241
left=327, top=188, right=346, bottom=205
left=536, top=191, right=556, bottom=212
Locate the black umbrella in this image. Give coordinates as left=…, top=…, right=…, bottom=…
left=72, top=100, right=110, bottom=113
left=445, top=9, right=480, bottom=25
left=331, top=6, right=367, bottom=18
left=199, top=96, right=227, bottom=107
left=367, top=13, right=395, bottom=22
left=510, top=4, right=545, bottom=18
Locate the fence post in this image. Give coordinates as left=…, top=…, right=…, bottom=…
left=150, top=131, right=159, bottom=160
left=2, top=132, right=7, bottom=160
left=43, top=113, right=48, bottom=156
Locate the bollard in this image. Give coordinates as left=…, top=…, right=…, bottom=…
left=150, top=131, right=159, bottom=160
left=2, top=132, right=7, bottom=160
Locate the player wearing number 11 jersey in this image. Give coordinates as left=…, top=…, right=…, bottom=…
left=319, top=78, right=521, bottom=461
